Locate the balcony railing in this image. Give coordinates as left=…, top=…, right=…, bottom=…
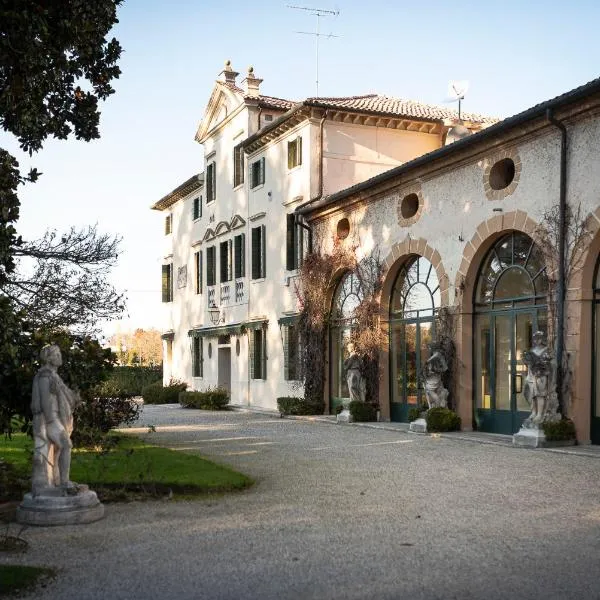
left=235, top=278, right=246, bottom=304
left=220, top=282, right=231, bottom=307
left=207, top=286, right=216, bottom=308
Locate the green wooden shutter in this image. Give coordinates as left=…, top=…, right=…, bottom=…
left=286, top=214, right=296, bottom=271
left=260, top=225, right=266, bottom=278
left=161, top=265, right=169, bottom=302
left=234, top=234, right=245, bottom=279
left=283, top=325, right=289, bottom=380
left=212, top=162, right=216, bottom=201
left=248, top=329, right=255, bottom=379
left=199, top=251, right=203, bottom=293
left=200, top=338, right=204, bottom=377
left=260, top=157, right=265, bottom=185
left=251, top=227, right=260, bottom=279
left=261, top=328, right=267, bottom=379
left=220, top=241, right=227, bottom=282
left=297, top=136, right=302, bottom=166
left=207, top=247, right=215, bottom=286
left=287, top=141, right=293, bottom=170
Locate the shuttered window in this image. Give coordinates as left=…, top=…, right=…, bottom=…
left=234, top=233, right=246, bottom=279
left=192, top=336, right=203, bottom=377
left=233, top=145, right=244, bottom=187
left=164, top=214, right=172, bottom=235
left=286, top=214, right=298, bottom=271
left=206, top=162, right=216, bottom=203
left=250, top=157, right=265, bottom=189
left=251, top=225, right=266, bottom=280
left=192, top=196, right=201, bottom=220
left=206, top=246, right=216, bottom=286
left=161, top=264, right=173, bottom=302
left=220, top=240, right=233, bottom=283
left=287, top=136, right=302, bottom=169
left=249, top=328, right=267, bottom=380
left=194, top=251, right=202, bottom=294
left=283, top=324, right=301, bottom=381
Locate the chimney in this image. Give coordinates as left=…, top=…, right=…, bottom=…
left=219, top=60, right=239, bottom=86
left=242, top=66, right=263, bottom=98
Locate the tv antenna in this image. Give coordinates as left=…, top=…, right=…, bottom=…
left=446, top=80, right=469, bottom=120
left=287, top=5, right=339, bottom=97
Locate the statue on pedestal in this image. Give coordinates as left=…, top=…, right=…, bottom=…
left=423, top=350, right=449, bottom=409
left=17, top=344, right=105, bottom=526
left=522, top=331, right=560, bottom=429
left=343, top=343, right=366, bottom=404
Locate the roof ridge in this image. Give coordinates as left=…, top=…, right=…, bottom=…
left=306, top=93, right=378, bottom=101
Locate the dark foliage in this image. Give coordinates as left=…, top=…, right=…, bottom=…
left=425, top=407, right=461, bottom=432
left=97, top=366, right=162, bottom=397
left=276, top=396, right=319, bottom=416
left=542, top=418, right=576, bottom=441
left=180, top=389, right=229, bottom=410
left=142, top=380, right=187, bottom=405
left=349, top=401, right=378, bottom=422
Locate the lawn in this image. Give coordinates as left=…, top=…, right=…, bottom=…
left=0, top=565, right=56, bottom=598
left=0, top=433, right=254, bottom=503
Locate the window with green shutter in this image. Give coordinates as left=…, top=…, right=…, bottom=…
left=251, top=225, right=266, bottom=279
left=286, top=214, right=298, bottom=271
left=249, top=328, right=266, bottom=380
left=283, top=324, right=301, bottom=381
left=192, top=196, right=201, bottom=220
left=234, top=233, right=245, bottom=278
left=287, top=136, right=302, bottom=169
left=220, top=240, right=232, bottom=283
left=161, top=264, right=173, bottom=302
left=250, top=157, right=265, bottom=189
left=192, top=336, right=203, bottom=377
left=206, top=162, right=216, bottom=203
left=233, top=145, right=244, bottom=187
left=165, top=214, right=172, bottom=235
left=206, top=246, right=216, bottom=286
left=194, top=251, right=202, bottom=294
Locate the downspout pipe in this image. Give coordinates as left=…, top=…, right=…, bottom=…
left=546, top=108, right=567, bottom=415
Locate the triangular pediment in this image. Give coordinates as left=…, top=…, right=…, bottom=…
left=214, top=221, right=231, bottom=236
left=195, top=82, right=245, bottom=142
left=230, top=214, right=246, bottom=230
left=202, top=228, right=216, bottom=242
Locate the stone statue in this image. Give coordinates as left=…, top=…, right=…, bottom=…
left=17, top=344, right=104, bottom=525
left=521, top=331, right=559, bottom=428
left=31, top=344, right=81, bottom=495
left=343, top=343, right=366, bottom=404
left=423, top=350, right=449, bottom=409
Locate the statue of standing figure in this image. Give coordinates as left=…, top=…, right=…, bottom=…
left=423, top=350, right=449, bottom=409
left=343, top=343, right=366, bottom=403
left=30, top=344, right=81, bottom=496
left=522, top=331, right=559, bottom=428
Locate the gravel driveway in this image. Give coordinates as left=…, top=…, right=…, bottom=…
left=4, top=404, right=600, bottom=600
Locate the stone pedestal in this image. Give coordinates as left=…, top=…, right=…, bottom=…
left=16, top=485, right=104, bottom=526
left=513, top=427, right=547, bottom=448
left=337, top=406, right=353, bottom=423
left=409, top=418, right=428, bottom=434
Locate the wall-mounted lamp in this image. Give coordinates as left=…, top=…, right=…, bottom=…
left=208, top=307, right=224, bottom=325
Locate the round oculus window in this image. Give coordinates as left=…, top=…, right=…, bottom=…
left=336, top=218, right=350, bottom=240
left=400, top=193, right=419, bottom=219
left=489, top=158, right=516, bottom=190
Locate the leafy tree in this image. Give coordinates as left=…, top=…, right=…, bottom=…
left=0, top=0, right=123, bottom=422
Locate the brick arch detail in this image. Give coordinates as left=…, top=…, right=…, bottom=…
left=453, top=209, right=541, bottom=298
left=380, top=237, right=450, bottom=311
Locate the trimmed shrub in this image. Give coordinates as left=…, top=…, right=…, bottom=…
left=179, top=388, right=229, bottom=410
left=542, top=418, right=576, bottom=442
left=72, top=387, right=140, bottom=447
left=408, top=406, right=427, bottom=423
left=349, top=401, right=377, bottom=422
left=425, top=407, right=461, bottom=432
left=277, top=397, right=317, bottom=416
left=98, top=366, right=162, bottom=397
left=142, top=380, right=187, bottom=405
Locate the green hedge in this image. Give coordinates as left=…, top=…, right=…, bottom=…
left=542, top=418, right=576, bottom=441
left=98, top=366, right=162, bottom=397
left=179, top=388, right=229, bottom=410
left=277, top=397, right=320, bottom=416
left=425, top=407, right=461, bottom=432
left=349, top=401, right=378, bottom=422
left=142, top=380, right=187, bottom=404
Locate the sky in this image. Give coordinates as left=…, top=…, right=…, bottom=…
left=2, top=0, right=600, bottom=339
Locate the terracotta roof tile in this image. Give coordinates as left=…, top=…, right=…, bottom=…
left=257, top=95, right=296, bottom=111
left=306, top=94, right=496, bottom=124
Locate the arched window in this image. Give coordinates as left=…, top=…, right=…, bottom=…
left=473, top=231, right=548, bottom=434
left=389, top=256, right=441, bottom=421
left=330, top=271, right=364, bottom=408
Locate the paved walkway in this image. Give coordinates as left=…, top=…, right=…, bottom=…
left=4, top=405, right=600, bottom=600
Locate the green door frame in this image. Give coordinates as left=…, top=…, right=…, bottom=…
left=474, top=307, right=541, bottom=434
left=389, top=315, right=433, bottom=422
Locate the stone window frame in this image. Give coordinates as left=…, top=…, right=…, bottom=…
left=483, top=148, right=522, bottom=201
left=397, top=184, right=424, bottom=228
